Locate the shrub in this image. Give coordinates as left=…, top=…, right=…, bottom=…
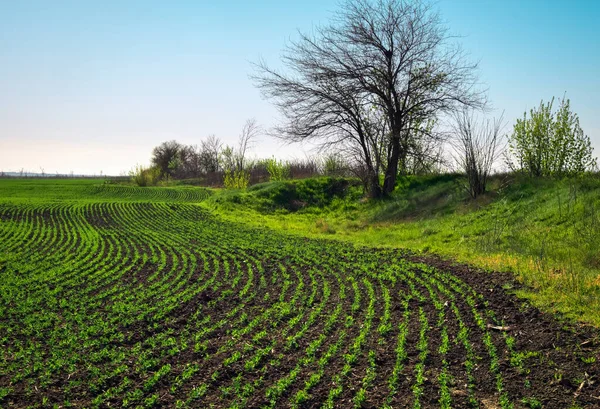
left=323, top=154, right=349, bottom=177
left=129, top=165, right=161, bottom=187
left=508, top=96, right=597, bottom=176
left=452, top=110, right=504, bottom=198
left=265, top=158, right=290, bottom=181
left=223, top=169, right=250, bottom=189
left=288, top=158, right=320, bottom=179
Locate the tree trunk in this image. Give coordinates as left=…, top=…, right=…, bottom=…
left=368, top=172, right=383, bottom=198
left=383, top=136, right=400, bottom=195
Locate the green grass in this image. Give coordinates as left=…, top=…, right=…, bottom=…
left=1, top=177, right=516, bottom=407
left=209, top=176, right=363, bottom=212
left=203, top=173, right=600, bottom=326
left=0, top=177, right=211, bottom=203
left=1, top=176, right=597, bottom=408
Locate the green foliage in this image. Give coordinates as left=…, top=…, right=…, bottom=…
left=1, top=177, right=598, bottom=408
left=521, top=397, right=543, bottom=409
left=223, top=169, right=250, bottom=189
left=219, top=145, right=237, bottom=174
left=509, top=97, right=597, bottom=176
left=264, top=157, right=290, bottom=181
left=129, top=165, right=161, bottom=187
left=581, top=355, right=596, bottom=364
left=323, top=153, right=348, bottom=176
left=217, top=177, right=362, bottom=212
left=220, top=142, right=256, bottom=189
left=209, top=173, right=600, bottom=326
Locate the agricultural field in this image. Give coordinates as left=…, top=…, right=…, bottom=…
left=0, top=179, right=599, bottom=408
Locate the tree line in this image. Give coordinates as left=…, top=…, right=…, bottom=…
left=131, top=119, right=260, bottom=188
left=130, top=118, right=353, bottom=188
left=134, top=0, right=596, bottom=196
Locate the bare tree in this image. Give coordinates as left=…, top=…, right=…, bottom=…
left=236, top=118, right=261, bottom=172
left=217, top=120, right=263, bottom=189
left=200, top=135, right=222, bottom=174
left=254, top=0, right=485, bottom=197
left=221, top=119, right=262, bottom=173
left=452, top=110, right=504, bottom=198
left=255, top=60, right=388, bottom=196
left=177, top=144, right=201, bottom=178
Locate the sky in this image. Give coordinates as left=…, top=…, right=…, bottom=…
left=1, top=0, right=598, bottom=176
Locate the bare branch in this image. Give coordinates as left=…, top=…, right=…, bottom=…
left=451, top=109, right=505, bottom=198
left=253, top=0, right=486, bottom=197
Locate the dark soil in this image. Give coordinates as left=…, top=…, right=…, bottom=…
left=409, top=253, right=600, bottom=409
left=2, top=206, right=600, bottom=409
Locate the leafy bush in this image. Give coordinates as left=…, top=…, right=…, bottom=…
left=223, top=169, right=250, bottom=189
left=246, top=177, right=362, bottom=211
left=264, top=158, right=290, bottom=182
left=129, top=165, right=161, bottom=187
left=508, top=96, right=597, bottom=176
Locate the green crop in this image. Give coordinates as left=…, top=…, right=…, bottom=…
left=0, top=178, right=558, bottom=409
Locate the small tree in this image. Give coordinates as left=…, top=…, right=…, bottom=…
left=220, top=119, right=262, bottom=189
left=508, top=96, right=596, bottom=176
left=176, top=144, right=201, bottom=178
left=236, top=119, right=261, bottom=172
left=323, top=153, right=349, bottom=177
left=199, top=135, right=222, bottom=174
left=151, top=140, right=181, bottom=178
left=452, top=110, right=504, bottom=198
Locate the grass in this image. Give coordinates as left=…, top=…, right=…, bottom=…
left=0, top=178, right=482, bottom=406
left=209, top=176, right=363, bottom=212
left=203, top=173, right=600, bottom=326
left=0, top=177, right=211, bottom=203
left=1, top=177, right=598, bottom=408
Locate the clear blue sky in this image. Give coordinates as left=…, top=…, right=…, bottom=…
left=1, top=0, right=598, bottom=175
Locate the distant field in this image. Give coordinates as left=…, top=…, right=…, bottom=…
left=0, top=178, right=211, bottom=203
left=1, top=179, right=599, bottom=408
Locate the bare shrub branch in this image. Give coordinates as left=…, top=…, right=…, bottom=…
left=452, top=110, right=504, bottom=198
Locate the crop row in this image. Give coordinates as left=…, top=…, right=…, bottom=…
left=0, top=180, right=210, bottom=204
left=0, top=195, right=525, bottom=408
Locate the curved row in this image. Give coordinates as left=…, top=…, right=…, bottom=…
left=0, top=198, right=532, bottom=409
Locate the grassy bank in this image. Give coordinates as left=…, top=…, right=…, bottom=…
left=202, top=174, right=600, bottom=326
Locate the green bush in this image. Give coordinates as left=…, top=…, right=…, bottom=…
left=323, top=154, right=348, bottom=176
left=264, top=158, right=290, bottom=181
left=129, top=165, right=161, bottom=187
left=508, top=96, right=597, bottom=176
left=223, top=169, right=250, bottom=189
left=246, top=177, right=361, bottom=211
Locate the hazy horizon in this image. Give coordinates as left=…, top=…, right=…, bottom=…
left=1, top=0, right=599, bottom=176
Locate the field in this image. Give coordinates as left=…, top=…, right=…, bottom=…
left=209, top=175, right=600, bottom=325
left=1, top=179, right=599, bottom=408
